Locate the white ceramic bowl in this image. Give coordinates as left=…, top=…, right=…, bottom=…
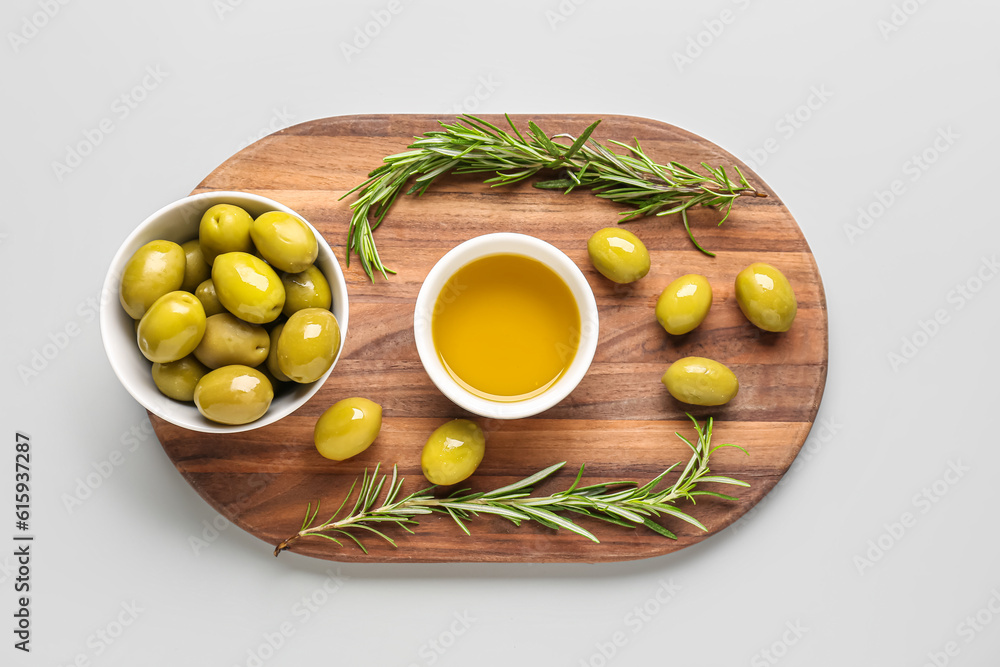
left=100, top=191, right=349, bottom=434
left=414, top=233, right=599, bottom=420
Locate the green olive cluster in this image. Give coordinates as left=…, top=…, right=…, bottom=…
left=119, top=203, right=341, bottom=425
left=586, top=228, right=798, bottom=407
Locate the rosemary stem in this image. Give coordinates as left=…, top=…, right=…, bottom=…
left=341, top=115, right=765, bottom=281
left=274, top=415, right=749, bottom=557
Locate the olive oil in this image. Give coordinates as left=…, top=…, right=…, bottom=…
left=432, top=253, right=580, bottom=402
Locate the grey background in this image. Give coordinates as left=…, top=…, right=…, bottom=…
left=3, top=0, right=999, bottom=665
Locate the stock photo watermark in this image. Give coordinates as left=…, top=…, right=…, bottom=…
left=790, top=415, right=844, bottom=469
left=545, top=0, right=589, bottom=31
left=444, top=75, right=502, bottom=116
left=51, top=65, right=169, bottom=182
left=731, top=415, right=844, bottom=534
left=16, top=309, right=90, bottom=384
left=340, top=0, right=407, bottom=63
left=853, top=459, right=968, bottom=575
left=60, top=420, right=155, bottom=514
left=577, top=579, right=681, bottom=667
left=918, top=588, right=1000, bottom=667
left=886, top=254, right=998, bottom=372
left=750, top=620, right=809, bottom=667
left=189, top=473, right=279, bottom=555
left=0, top=555, right=17, bottom=586
left=843, top=126, right=958, bottom=244
left=743, top=85, right=833, bottom=171
left=12, top=432, right=33, bottom=652
left=406, top=611, right=477, bottom=667
left=236, top=107, right=296, bottom=151
left=213, top=0, right=249, bottom=20
left=672, top=0, right=756, bottom=73
left=54, top=601, right=144, bottom=666
left=8, top=0, right=72, bottom=53
left=877, top=0, right=932, bottom=40
left=233, top=568, right=348, bottom=667
left=291, top=568, right=349, bottom=624
left=16, top=267, right=119, bottom=385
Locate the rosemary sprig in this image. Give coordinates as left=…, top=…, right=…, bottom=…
left=340, top=114, right=766, bottom=280
left=274, top=415, right=749, bottom=556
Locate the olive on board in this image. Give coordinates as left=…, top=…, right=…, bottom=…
left=280, top=265, right=332, bottom=317
left=194, top=279, right=225, bottom=317
left=152, top=355, right=209, bottom=402
left=420, top=419, right=486, bottom=485
left=180, top=239, right=211, bottom=293
left=251, top=211, right=319, bottom=273
left=734, top=262, right=797, bottom=332
left=656, top=274, right=713, bottom=335
left=137, top=291, right=207, bottom=363
left=276, top=308, right=341, bottom=383
left=193, top=365, right=273, bottom=425
left=661, top=356, right=739, bottom=406
left=211, top=251, right=285, bottom=324
left=587, top=228, right=650, bottom=284
left=199, top=204, right=254, bottom=264
left=119, top=240, right=186, bottom=319
left=314, top=397, right=383, bottom=461
left=193, top=313, right=270, bottom=369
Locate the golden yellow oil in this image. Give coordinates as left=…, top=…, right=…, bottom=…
left=432, top=253, right=580, bottom=402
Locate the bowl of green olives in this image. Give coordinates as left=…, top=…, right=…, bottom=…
left=100, top=191, right=349, bottom=433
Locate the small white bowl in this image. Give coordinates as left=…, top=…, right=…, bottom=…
left=100, top=191, right=349, bottom=434
left=414, top=233, right=598, bottom=420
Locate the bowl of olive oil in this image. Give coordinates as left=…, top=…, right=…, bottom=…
left=414, top=233, right=599, bottom=420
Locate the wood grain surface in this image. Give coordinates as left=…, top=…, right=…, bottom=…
left=150, top=114, right=828, bottom=563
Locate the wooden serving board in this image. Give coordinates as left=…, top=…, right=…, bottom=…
left=150, top=114, right=828, bottom=563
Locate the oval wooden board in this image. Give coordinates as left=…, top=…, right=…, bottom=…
left=150, top=114, right=828, bottom=563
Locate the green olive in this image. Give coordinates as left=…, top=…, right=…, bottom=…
left=656, top=274, right=713, bottom=335
left=211, top=252, right=285, bottom=324
left=251, top=211, right=319, bottom=273
left=193, top=365, right=273, bottom=425
left=280, top=265, right=332, bottom=317
left=313, top=397, right=383, bottom=461
left=199, top=204, right=254, bottom=264
left=152, top=355, right=209, bottom=402
left=180, top=239, right=211, bottom=293
left=194, top=279, right=225, bottom=317
left=193, top=313, right=270, bottom=369
left=119, top=240, right=186, bottom=319
left=421, top=419, right=486, bottom=485
left=265, top=322, right=291, bottom=382
left=137, top=291, right=207, bottom=363
left=276, top=308, right=341, bottom=383
left=735, top=263, right=797, bottom=332
left=255, top=360, right=285, bottom=391
left=661, top=356, right=739, bottom=406
left=587, top=228, right=650, bottom=284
